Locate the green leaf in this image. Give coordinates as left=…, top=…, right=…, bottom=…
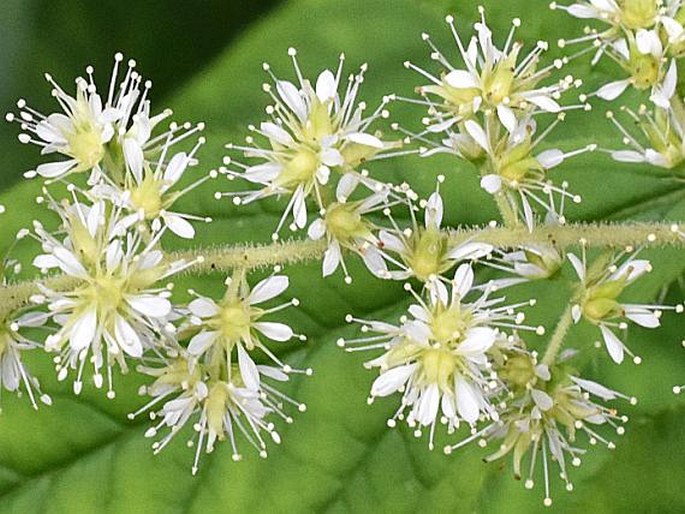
left=0, top=0, right=683, bottom=513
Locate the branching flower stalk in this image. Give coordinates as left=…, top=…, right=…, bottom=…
left=1, top=4, right=685, bottom=508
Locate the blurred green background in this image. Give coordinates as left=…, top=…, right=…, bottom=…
left=0, top=1, right=684, bottom=513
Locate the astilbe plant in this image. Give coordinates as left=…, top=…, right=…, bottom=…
left=1, top=3, right=684, bottom=509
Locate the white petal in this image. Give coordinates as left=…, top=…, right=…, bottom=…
left=249, top=275, right=289, bottom=304
left=127, top=295, right=171, bottom=318
left=69, top=308, right=97, bottom=351
left=322, top=241, right=341, bottom=277
left=600, top=325, right=625, bottom=364
left=123, top=138, right=144, bottom=182
left=293, top=188, right=307, bottom=229
left=336, top=173, right=359, bottom=201
left=188, top=297, right=219, bottom=318
left=453, top=263, right=474, bottom=298
left=611, top=150, right=646, bottom=163
left=567, top=253, right=585, bottom=282
left=497, top=104, right=517, bottom=133
left=624, top=307, right=660, bottom=328
left=315, top=69, right=337, bottom=102
left=536, top=149, right=565, bottom=169
left=458, top=327, right=496, bottom=355
left=253, top=321, right=293, bottom=342
left=307, top=218, right=326, bottom=240
left=237, top=344, right=260, bottom=390
left=261, top=122, right=294, bottom=146
left=164, top=214, right=195, bottom=239
left=163, top=152, right=189, bottom=184
left=455, top=376, right=480, bottom=424
left=114, top=315, right=143, bottom=357
left=244, top=163, right=282, bottom=183
left=465, top=120, right=489, bottom=152
left=480, top=174, right=501, bottom=194
left=571, top=376, right=620, bottom=401
left=346, top=132, right=384, bottom=149
left=444, top=69, right=479, bottom=89
left=371, top=364, right=416, bottom=397
left=188, top=330, right=219, bottom=355
left=524, top=94, right=561, bottom=113
left=596, top=80, right=630, bottom=101
left=416, top=383, right=440, bottom=426
left=424, top=191, right=443, bottom=229
left=53, top=247, right=88, bottom=278
left=531, top=389, right=554, bottom=411
left=567, top=5, right=599, bottom=18
left=321, top=147, right=344, bottom=167
left=36, top=159, right=78, bottom=178
left=448, top=241, right=493, bottom=261
left=276, top=80, right=307, bottom=121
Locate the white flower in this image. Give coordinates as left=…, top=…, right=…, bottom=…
left=341, top=264, right=543, bottom=449
left=485, top=244, right=564, bottom=289
left=592, top=32, right=677, bottom=106
left=220, top=49, right=402, bottom=240
left=404, top=9, right=574, bottom=134
left=307, top=174, right=390, bottom=282
left=185, top=272, right=305, bottom=379
left=94, top=136, right=214, bottom=239
left=467, top=116, right=590, bottom=230
left=131, top=355, right=306, bottom=473
left=567, top=249, right=682, bottom=364
left=0, top=314, right=53, bottom=411
left=446, top=361, right=634, bottom=506
left=6, top=53, right=206, bottom=186
left=605, top=103, right=685, bottom=169
left=377, top=183, right=493, bottom=281
left=32, top=197, right=194, bottom=397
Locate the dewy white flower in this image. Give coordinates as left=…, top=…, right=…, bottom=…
left=6, top=53, right=206, bottom=185
left=131, top=354, right=306, bottom=473
left=446, top=358, right=634, bottom=506
left=31, top=196, right=194, bottom=397
left=0, top=313, right=53, bottom=411
left=568, top=248, right=683, bottom=364
left=403, top=8, right=573, bottom=134
left=377, top=180, right=493, bottom=282
left=340, top=264, right=544, bottom=449
left=219, top=49, right=403, bottom=240
left=468, top=116, right=591, bottom=231
left=307, top=174, right=391, bottom=283
left=605, top=102, right=685, bottom=169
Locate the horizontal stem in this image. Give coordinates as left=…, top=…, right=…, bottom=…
left=0, top=221, right=682, bottom=320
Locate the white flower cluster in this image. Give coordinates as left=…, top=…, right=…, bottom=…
left=0, top=4, right=683, bottom=507
left=3, top=55, right=311, bottom=473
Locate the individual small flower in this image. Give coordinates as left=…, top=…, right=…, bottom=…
left=31, top=196, right=195, bottom=397
left=551, top=0, right=660, bottom=32
left=6, top=53, right=205, bottom=185
left=184, top=270, right=306, bottom=374
left=446, top=356, right=634, bottom=506
left=0, top=313, right=53, bottom=411
left=485, top=244, right=564, bottom=288
left=568, top=247, right=683, bottom=363
left=340, top=264, right=544, bottom=449
left=605, top=102, right=685, bottom=169
left=219, top=49, right=403, bottom=240
left=94, top=135, right=215, bottom=239
left=592, top=31, right=677, bottom=107
left=467, top=116, right=590, bottom=230
left=131, top=354, right=306, bottom=473
left=378, top=181, right=493, bottom=281
left=307, top=174, right=390, bottom=282
left=404, top=9, right=572, bottom=133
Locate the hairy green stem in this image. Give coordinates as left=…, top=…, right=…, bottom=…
left=541, top=306, right=574, bottom=367
left=0, top=221, right=682, bottom=320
